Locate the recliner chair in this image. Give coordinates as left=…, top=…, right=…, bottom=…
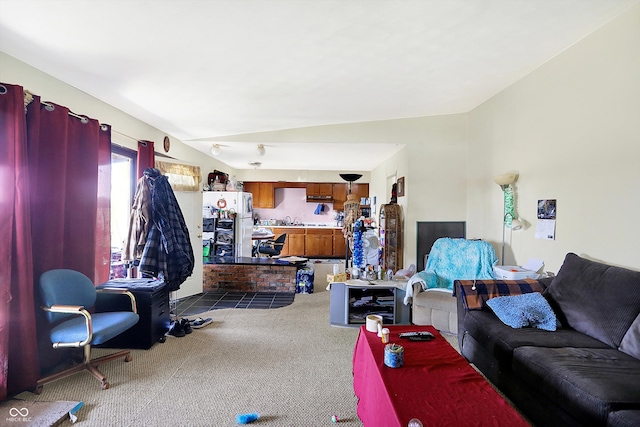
left=406, top=238, right=498, bottom=334
left=257, top=234, right=287, bottom=257
left=37, top=269, right=140, bottom=391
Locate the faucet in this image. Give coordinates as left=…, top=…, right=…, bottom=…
left=284, top=215, right=292, bottom=225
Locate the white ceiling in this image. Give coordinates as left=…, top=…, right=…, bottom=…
left=1, top=0, right=636, bottom=171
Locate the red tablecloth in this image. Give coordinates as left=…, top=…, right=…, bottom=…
left=352, top=325, right=530, bottom=427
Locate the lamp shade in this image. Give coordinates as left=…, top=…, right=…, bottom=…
left=511, top=219, right=524, bottom=231
left=493, top=173, right=517, bottom=187
left=339, top=173, right=362, bottom=183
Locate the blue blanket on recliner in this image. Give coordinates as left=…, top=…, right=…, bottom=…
left=407, top=238, right=498, bottom=301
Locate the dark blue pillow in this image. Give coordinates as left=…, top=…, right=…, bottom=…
left=487, top=292, right=557, bottom=331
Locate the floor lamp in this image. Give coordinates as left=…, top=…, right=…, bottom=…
left=494, top=173, right=523, bottom=265
left=340, top=173, right=363, bottom=269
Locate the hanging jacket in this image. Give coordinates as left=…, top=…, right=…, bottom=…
left=123, top=174, right=153, bottom=261
left=139, top=168, right=194, bottom=291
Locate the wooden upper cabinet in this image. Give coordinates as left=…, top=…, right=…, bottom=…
left=243, top=181, right=274, bottom=208
left=306, top=183, right=333, bottom=201
left=257, top=182, right=274, bottom=208
left=332, top=183, right=347, bottom=210
left=246, top=181, right=367, bottom=210
left=352, top=183, right=370, bottom=203
left=243, top=181, right=258, bottom=198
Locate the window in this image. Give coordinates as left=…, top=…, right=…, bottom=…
left=110, top=145, right=136, bottom=279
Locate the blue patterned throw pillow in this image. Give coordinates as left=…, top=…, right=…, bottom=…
left=487, top=292, right=557, bottom=331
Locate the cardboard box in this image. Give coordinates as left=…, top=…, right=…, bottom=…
left=327, top=273, right=347, bottom=283
left=493, top=266, right=538, bottom=280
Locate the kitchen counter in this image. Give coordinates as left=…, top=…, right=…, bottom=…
left=254, top=225, right=346, bottom=258
left=259, top=224, right=342, bottom=229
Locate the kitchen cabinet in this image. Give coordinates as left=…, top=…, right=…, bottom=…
left=333, top=229, right=347, bottom=258
left=332, top=183, right=348, bottom=210
left=334, top=183, right=369, bottom=210
left=351, top=183, right=370, bottom=202
left=243, top=181, right=274, bottom=208
left=271, top=227, right=305, bottom=256
left=306, top=183, right=333, bottom=201
left=305, top=228, right=334, bottom=257
left=287, top=233, right=305, bottom=256
left=262, top=226, right=346, bottom=258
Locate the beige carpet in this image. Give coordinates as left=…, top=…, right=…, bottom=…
left=16, top=291, right=460, bottom=426
left=15, top=292, right=361, bottom=426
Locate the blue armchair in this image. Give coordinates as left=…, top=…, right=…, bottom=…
left=37, top=269, right=140, bottom=391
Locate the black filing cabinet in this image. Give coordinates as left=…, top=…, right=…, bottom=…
left=96, top=278, right=170, bottom=349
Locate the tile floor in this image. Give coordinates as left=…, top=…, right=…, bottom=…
left=176, top=291, right=295, bottom=317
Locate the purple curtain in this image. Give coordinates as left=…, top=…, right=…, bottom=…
left=0, top=83, right=39, bottom=399
left=0, top=83, right=111, bottom=396
left=137, top=139, right=155, bottom=178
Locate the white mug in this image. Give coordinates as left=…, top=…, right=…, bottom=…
left=366, top=314, right=383, bottom=334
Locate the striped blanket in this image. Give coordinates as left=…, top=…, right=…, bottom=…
left=456, top=278, right=547, bottom=310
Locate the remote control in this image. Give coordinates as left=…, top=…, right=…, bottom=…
left=399, top=331, right=434, bottom=338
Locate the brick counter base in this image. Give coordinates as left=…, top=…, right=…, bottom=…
left=203, top=264, right=297, bottom=293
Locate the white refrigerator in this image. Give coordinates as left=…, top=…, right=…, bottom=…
left=203, top=191, right=253, bottom=257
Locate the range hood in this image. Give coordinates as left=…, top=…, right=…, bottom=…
left=306, top=194, right=333, bottom=202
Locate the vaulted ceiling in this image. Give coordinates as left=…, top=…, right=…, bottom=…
left=1, top=0, right=635, bottom=170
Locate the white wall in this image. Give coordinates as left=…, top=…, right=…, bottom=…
left=467, top=2, right=640, bottom=272
left=0, top=52, right=231, bottom=181
left=370, top=114, right=468, bottom=267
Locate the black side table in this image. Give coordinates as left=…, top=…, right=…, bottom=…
left=96, top=278, right=170, bottom=349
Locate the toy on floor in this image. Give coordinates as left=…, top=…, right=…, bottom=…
left=331, top=414, right=340, bottom=423
left=236, top=412, right=259, bottom=424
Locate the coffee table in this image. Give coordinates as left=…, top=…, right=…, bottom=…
left=352, top=325, right=530, bottom=426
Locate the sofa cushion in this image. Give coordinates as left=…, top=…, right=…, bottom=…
left=463, top=309, right=608, bottom=367
left=608, top=410, right=640, bottom=427
left=487, top=292, right=558, bottom=331
left=545, top=253, right=640, bottom=348
left=619, top=313, right=640, bottom=359
left=513, top=346, right=640, bottom=425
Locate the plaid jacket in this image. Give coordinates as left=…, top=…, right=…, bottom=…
left=139, top=169, right=194, bottom=291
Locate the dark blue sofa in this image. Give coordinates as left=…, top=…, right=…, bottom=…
left=456, top=253, right=640, bottom=426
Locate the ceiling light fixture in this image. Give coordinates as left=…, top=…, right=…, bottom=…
left=256, top=144, right=266, bottom=156
left=210, top=144, right=221, bottom=156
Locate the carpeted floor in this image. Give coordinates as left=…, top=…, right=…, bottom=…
left=14, top=291, right=374, bottom=426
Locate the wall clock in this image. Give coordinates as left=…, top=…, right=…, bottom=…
left=163, top=136, right=171, bottom=153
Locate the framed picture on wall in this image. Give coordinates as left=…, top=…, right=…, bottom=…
left=397, top=177, right=405, bottom=197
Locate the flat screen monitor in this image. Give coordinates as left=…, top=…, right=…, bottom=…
left=416, top=221, right=466, bottom=271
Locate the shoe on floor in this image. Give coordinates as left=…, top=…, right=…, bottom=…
left=168, top=320, right=185, bottom=337
left=190, top=317, right=213, bottom=329
left=180, top=318, right=193, bottom=334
